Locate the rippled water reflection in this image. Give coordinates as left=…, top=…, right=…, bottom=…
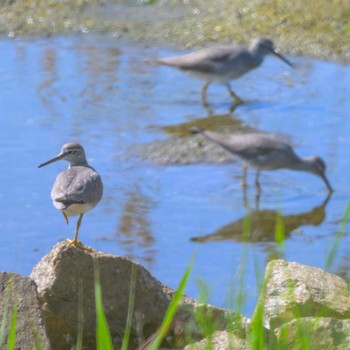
left=0, top=34, right=349, bottom=315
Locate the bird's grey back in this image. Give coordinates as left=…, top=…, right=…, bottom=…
left=157, top=45, right=258, bottom=77
left=199, top=131, right=298, bottom=169
left=51, top=165, right=103, bottom=210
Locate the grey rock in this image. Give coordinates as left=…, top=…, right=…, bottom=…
left=255, top=260, right=350, bottom=330
left=30, top=241, right=176, bottom=350
left=30, top=241, right=247, bottom=350
left=183, top=330, right=252, bottom=350
left=275, top=317, right=350, bottom=349
left=171, top=303, right=249, bottom=348
left=0, top=272, right=50, bottom=350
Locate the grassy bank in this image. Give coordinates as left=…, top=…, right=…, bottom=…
left=0, top=0, right=349, bottom=62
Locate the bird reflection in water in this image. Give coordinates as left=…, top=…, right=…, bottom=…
left=191, top=194, right=331, bottom=244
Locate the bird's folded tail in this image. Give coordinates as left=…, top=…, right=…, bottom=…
left=55, top=196, right=85, bottom=205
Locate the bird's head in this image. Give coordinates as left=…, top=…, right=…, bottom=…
left=38, top=143, right=87, bottom=168
left=305, top=156, right=333, bottom=193
left=252, top=37, right=294, bottom=68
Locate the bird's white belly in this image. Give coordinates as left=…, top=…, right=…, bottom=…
left=54, top=202, right=97, bottom=217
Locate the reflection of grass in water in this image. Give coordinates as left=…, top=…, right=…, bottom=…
left=162, top=114, right=258, bottom=137
left=2, top=203, right=350, bottom=348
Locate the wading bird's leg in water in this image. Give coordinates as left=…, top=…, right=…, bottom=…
left=201, top=81, right=210, bottom=107
left=226, top=83, right=243, bottom=105
left=255, top=171, right=261, bottom=209
left=241, top=164, right=248, bottom=188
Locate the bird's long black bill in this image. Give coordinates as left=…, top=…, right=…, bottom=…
left=38, top=153, right=64, bottom=168
left=272, top=50, right=294, bottom=68
left=320, top=173, right=334, bottom=193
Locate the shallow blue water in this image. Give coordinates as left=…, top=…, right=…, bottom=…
left=0, top=34, right=349, bottom=315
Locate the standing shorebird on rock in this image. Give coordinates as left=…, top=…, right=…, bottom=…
left=191, top=127, right=333, bottom=195
left=156, top=37, right=293, bottom=106
left=38, top=143, right=103, bottom=251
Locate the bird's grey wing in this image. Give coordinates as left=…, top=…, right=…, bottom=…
left=52, top=167, right=103, bottom=205
left=203, top=46, right=253, bottom=75
left=201, top=131, right=293, bottom=166
left=157, top=45, right=249, bottom=75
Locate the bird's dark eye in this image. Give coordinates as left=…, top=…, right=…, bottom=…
left=67, top=150, right=74, bottom=154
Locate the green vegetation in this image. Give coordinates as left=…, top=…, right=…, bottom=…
left=0, top=280, right=18, bottom=350
left=121, top=264, right=137, bottom=350
left=325, top=200, right=350, bottom=271
left=7, top=305, right=17, bottom=350
left=94, top=261, right=114, bottom=350
left=146, top=257, right=193, bottom=349
left=0, top=0, right=349, bottom=62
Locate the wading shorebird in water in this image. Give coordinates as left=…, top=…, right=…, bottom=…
left=38, top=143, right=103, bottom=251
left=156, top=37, right=293, bottom=106
left=191, top=127, right=333, bottom=196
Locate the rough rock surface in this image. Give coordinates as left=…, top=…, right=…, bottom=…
left=256, top=260, right=350, bottom=330
left=275, top=317, right=350, bottom=349
left=171, top=303, right=249, bottom=348
left=29, top=241, right=247, bottom=349
left=30, top=241, right=178, bottom=350
left=0, top=272, right=50, bottom=350
left=183, top=330, right=252, bottom=350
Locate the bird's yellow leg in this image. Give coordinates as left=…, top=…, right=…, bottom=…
left=226, top=84, right=243, bottom=105
left=67, top=214, right=93, bottom=252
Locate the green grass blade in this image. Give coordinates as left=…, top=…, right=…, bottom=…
left=249, top=300, right=265, bottom=350
left=121, top=264, right=137, bottom=350
left=275, top=211, right=285, bottom=249
left=94, top=262, right=113, bottom=350
left=234, top=261, right=247, bottom=314
left=325, top=200, right=350, bottom=271
left=253, top=255, right=264, bottom=292
left=241, top=209, right=252, bottom=242
left=233, top=209, right=252, bottom=313
left=196, top=277, right=210, bottom=304
left=7, top=304, right=17, bottom=350
left=146, top=256, right=194, bottom=350
left=32, top=328, right=44, bottom=350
